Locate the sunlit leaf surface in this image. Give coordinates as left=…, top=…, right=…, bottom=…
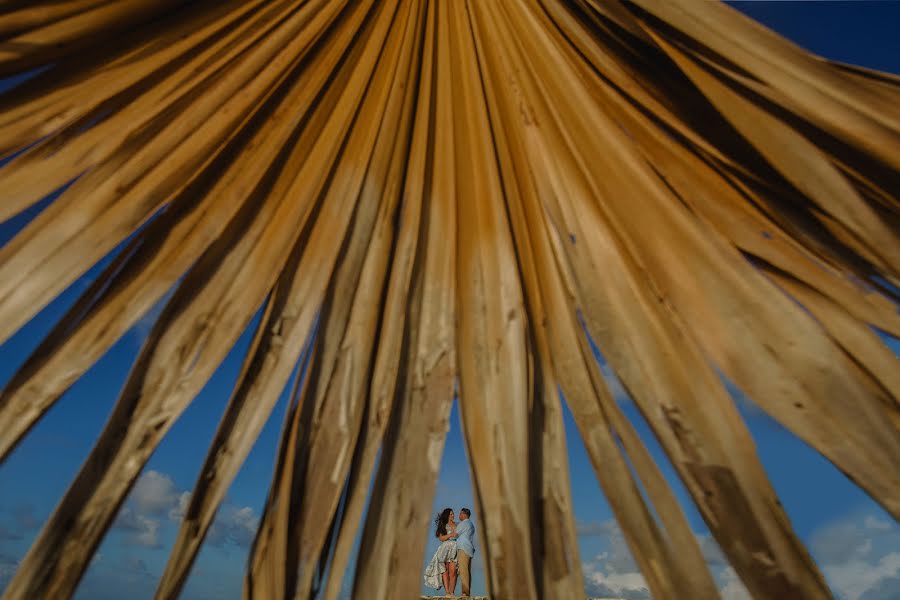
left=0, top=1, right=898, bottom=599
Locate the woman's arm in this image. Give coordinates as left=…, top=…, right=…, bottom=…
left=437, top=524, right=458, bottom=541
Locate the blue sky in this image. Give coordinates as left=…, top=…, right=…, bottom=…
left=2, top=3, right=900, bottom=599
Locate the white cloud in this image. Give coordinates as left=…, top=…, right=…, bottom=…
left=169, top=491, right=191, bottom=523
left=576, top=520, right=618, bottom=537
left=824, top=553, right=900, bottom=600
left=583, top=558, right=650, bottom=599
left=810, top=510, right=900, bottom=600
left=864, top=516, right=892, bottom=532
left=114, top=506, right=163, bottom=549
left=579, top=510, right=900, bottom=599
left=859, top=576, right=900, bottom=600
left=718, top=567, right=752, bottom=600
left=694, top=533, right=729, bottom=567
left=112, top=470, right=180, bottom=548
left=112, top=470, right=259, bottom=552
left=576, top=521, right=766, bottom=600
left=580, top=520, right=649, bottom=599
left=206, top=505, right=259, bottom=549
left=131, top=470, right=179, bottom=516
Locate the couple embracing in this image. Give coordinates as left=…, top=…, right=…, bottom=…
left=424, top=507, right=476, bottom=596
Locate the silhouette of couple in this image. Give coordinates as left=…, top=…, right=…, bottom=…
left=423, top=507, right=476, bottom=597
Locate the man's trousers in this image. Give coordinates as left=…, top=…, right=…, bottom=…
left=457, top=549, right=472, bottom=595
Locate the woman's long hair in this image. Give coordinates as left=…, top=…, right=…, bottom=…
left=434, top=508, right=452, bottom=538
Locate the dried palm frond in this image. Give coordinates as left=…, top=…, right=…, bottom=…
left=1, top=1, right=899, bottom=599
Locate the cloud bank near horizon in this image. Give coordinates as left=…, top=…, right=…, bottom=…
left=577, top=509, right=900, bottom=600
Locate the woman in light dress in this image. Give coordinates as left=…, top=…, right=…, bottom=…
left=424, top=507, right=459, bottom=594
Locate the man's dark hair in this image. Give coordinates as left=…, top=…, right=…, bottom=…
left=460, top=508, right=471, bottom=517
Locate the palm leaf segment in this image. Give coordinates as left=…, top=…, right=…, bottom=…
left=0, top=1, right=898, bottom=599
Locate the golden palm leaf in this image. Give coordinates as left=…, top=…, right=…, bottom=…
left=1, top=1, right=898, bottom=599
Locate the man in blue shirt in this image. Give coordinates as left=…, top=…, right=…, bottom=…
left=455, top=507, right=476, bottom=596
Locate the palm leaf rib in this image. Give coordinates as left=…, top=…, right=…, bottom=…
left=1, top=1, right=898, bottom=599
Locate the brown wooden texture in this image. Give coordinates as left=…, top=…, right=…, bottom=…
left=1, top=1, right=898, bottom=599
